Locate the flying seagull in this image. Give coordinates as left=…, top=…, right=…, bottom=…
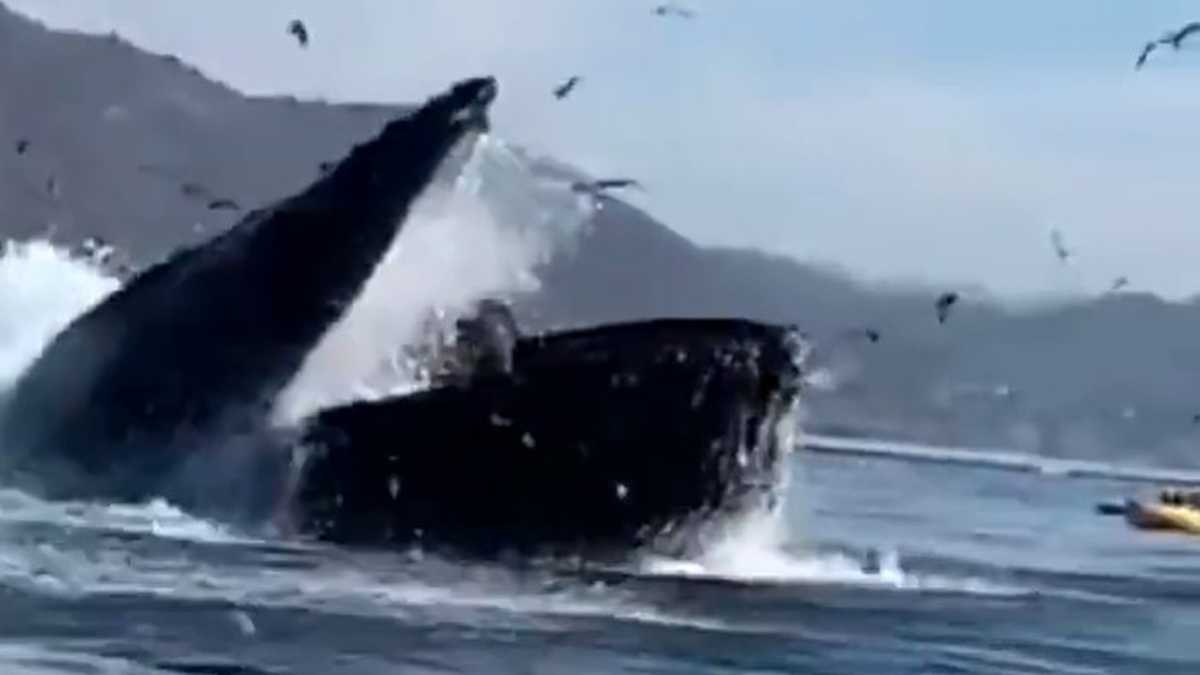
left=935, top=292, right=959, bottom=324
left=180, top=182, right=208, bottom=199
left=287, top=19, right=309, bottom=48
left=177, top=180, right=236, bottom=209
left=570, top=178, right=644, bottom=196
left=553, top=76, right=582, bottom=100
left=1159, top=21, right=1200, bottom=49
left=206, top=198, right=241, bottom=211
left=1108, top=276, right=1130, bottom=293
left=1050, top=229, right=1071, bottom=263
left=592, top=178, right=643, bottom=191
left=1136, top=41, right=1158, bottom=69
left=835, top=327, right=881, bottom=344
left=654, top=4, right=696, bottom=19
left=138, top=164, right=240, bottom=210
left=15, top=139, right=29, bottom=155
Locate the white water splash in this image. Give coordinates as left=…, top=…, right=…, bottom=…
left=638, top=508, right=1027, bottom=597
left=0, top=488, right=249, bottom=545
left=802, top=366, right=845, bottom=393
left=274, top=134, right=594, bottom=423
left=0, top=521, right=736, bottom=636
left=0, top=239, right=120, bottom=389
left=0, top=239, right=264, bottom=553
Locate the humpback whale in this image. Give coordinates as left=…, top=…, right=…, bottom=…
left=290, top=312, right=804, bottom=559
left=0, top=77, right=499, bottom=506
left=0, top=74, right=804, bottom=559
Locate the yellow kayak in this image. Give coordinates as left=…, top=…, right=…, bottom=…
left=1124, top=501, right=1200, bottom=534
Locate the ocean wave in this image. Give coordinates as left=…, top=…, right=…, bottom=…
left=0, top=238, right=120, bottom=389
left=0, top=529, right=741, bottom=637
left=0, top=488, right=254, bottom=545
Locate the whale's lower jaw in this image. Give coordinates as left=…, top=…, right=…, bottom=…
left=290, top=318, right=805, bottom=560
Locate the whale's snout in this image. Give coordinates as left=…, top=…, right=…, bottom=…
left=444, top=76, right=498, bottom=131
left=457, top=76, right=498, bottom=109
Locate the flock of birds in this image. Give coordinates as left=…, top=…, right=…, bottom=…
left=837, top=224, right=1124, bottom=344
left=547, top=6, right=695, bottom=199
left=12, top=141, right=243, bottom=215
left=539, top=10, right=1161, bottom=336
left=5, top=6, right=688, bottom=277
left=826, top=18, right=1190, bottom=343
left=926, top=14, right=1200, bottom=331
left=272, top=11, right=1200, bottom=432
left=1, top=18, right=326, bottom=235
left=7, top=3, right=691, bottom=213
left=135, top=163, right=241, bottom=211
left=4, top=10, right=1193, bottom=366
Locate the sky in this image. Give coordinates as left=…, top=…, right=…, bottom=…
left=7, top=0, right=1200, bottom=302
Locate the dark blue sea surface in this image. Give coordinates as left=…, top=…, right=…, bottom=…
left=1, top=440, right=1197, bottom=674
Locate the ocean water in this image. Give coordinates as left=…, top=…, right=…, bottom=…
left=1, top=447, right=1199, bottom=674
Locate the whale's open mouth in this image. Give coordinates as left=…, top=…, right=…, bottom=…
left=291, top=317, right=807, bottom=560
